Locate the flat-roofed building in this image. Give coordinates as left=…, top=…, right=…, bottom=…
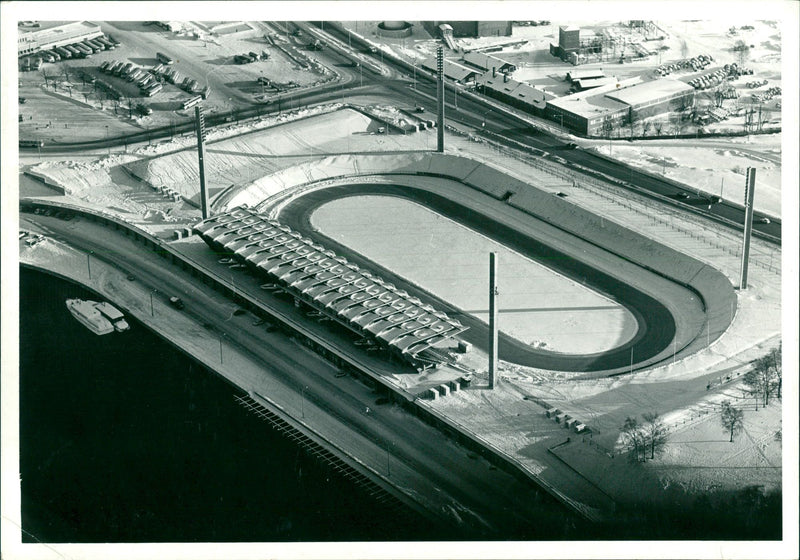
left=545, top=77, right=694, bottom=135
left=604, top=79, right=695, bottom=119
left=559, top=25, right=581, bottom=52
left=545, top=77, right=639, bottom=135
left=566, top=68, right=606, bottom=83
left=18, top=21, right=103, bottom=56
left=424, top=21, right=512, bottom=38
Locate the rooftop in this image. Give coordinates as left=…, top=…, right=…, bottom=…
left=462, top=51, right=515, bottom=71
left=421, top=57, right=479, bottom=82
left=19, top=21, right=100, bottom=41
left=194, top=208, right=468, bottom=361
left=604, top=79, right=695, bottom=107
left=547, top=77, right=641, bottom=119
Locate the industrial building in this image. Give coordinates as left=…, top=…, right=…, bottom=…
left=421, top=57, right=479, bottom=84
left=462, top=51, right=516, bottom=74
left=193, top=207, right=468, bottom=367
left=475, top=73, right=552, bottom=114
left=18, top=21, right=103, bottom=57
left=423, top=21, right=512, bottom=38
left=544, top=77, right=695, bottom=135
left=604, top=79, right=695, bottom=120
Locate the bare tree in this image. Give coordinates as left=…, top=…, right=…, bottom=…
left=744, top=345, right=782, bottom=406
left=621, top=416, right=645, bottom=462
left=642, top=412, right=668, bottom=460
left=720, top=401, right=744, bottom=443
left=601, top=114, right=614, bottom=139
left=653, top=120, right=664, bottom=136
left=642, top=120, right=651, bottom=137
left=733, top=39, right=750, bottom=66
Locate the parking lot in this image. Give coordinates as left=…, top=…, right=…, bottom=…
left=18, top=20, right=341, bottom=142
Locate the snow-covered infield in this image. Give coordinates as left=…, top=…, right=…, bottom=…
left=311, top=194, right=638, bottom=354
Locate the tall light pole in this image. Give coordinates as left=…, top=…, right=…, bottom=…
left=488, top=253, right=498, bottom=389
left=301, top=385, right=309, bottom=418
left=87, top=250, right=93, bottom=279
left=105, top=125, right=110, bottom=156
left=150, top=288, right=156, bottom=316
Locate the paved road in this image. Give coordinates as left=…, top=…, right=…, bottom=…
left=22, top=210, right=586, bottom=538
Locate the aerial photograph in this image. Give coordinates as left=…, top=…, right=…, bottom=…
left=3, top=2, right=798, bottom=559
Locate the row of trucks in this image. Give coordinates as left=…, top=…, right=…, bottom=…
left=234, top=51, right=269, bottom=64
left=99, top=60, right=162, bottom=97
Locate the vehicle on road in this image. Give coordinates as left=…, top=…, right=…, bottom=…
left=156, top=52, right=174, bottom=65
left=564, top=142, right=578, bottom=149
left=675, top=192, right=690, bottom=199
left=169, top=296, right=185, bottom=310
left=19, top=139, right=45, bottom=148
left=758, top=216, right=771, bottom=224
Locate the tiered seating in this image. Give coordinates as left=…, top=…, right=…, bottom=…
left=194, top=207, right=468, bottom=362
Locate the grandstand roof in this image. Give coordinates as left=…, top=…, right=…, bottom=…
left=194, top=208, right=468, bottom=361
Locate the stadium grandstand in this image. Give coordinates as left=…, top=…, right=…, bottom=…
left=194, top=207, right=468, bottom=367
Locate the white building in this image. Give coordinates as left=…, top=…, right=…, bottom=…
left=18, top=21, right=103, bottom=57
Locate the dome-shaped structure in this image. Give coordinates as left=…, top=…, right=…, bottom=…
left=377, top=21, right=413, bottom=38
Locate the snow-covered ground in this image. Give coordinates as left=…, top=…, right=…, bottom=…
left=311, top=194, right=637, bottom=354
left=21, top=101, right=782, bottom=508
left=582, top=134, right=781, bottom=218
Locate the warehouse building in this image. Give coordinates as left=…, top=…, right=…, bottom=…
left=604, top=79, right=695, bottom=120
left=462, top=51, right=516, bottom=74
left=423, top=21, right=512, bottom=38
left=545, top=77, right=694, bottom=135
left=545, top=77, right=639, bottom=135
left=421, top=57, right=480, bottom=84
left=18, top=21, right=103, bottom=57
left=475, top=73, right=552, bottom=114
